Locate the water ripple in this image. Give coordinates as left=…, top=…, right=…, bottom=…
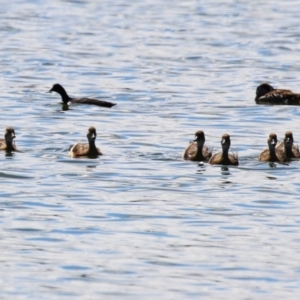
left=0, top=0, right=300, bottom=299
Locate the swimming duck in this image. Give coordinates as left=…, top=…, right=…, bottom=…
left=255, top=83, right=300, bottom=105
left=183, top=130, right=212, bottom=161
left=276, top=131, right=300, bottom=159
left=209, top=134, right=239, bottom=165
left=0, top=127, right=18, bottom=152
left=259, top=133, right=286, bottom=162
left=69, top=127, right=103, bottom=157
left=49, top=84, right=116, bottom=108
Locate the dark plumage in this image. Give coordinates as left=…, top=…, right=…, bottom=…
left=0, top=127, right=19, bottom=152
left=69, top=127, right=103, bottom=157
left=49, top=84, right=116, bottom=108
left=259, top=133, right=286, bottom=162
left=255, top=83, right=300, bottom=105
left=183, top=130, right=212, bottom=161
left=209, top=134, right=238, bottom=165
left=276, top=131, right=300, bottom=159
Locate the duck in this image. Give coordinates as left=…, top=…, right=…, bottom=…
left=69, top=127, right=103, bottom=157
left=49, top=84, right=116, bottom=108
left=259, top=133, right=286, bottom=162
left=0, top=127, right=19, bottom=152
left=276, top=131, right=300, bottom=159
left=183, top=130, right=212, bottom=161
left=209, top=134, right=239, bottom=165
left=255, top=83, right=300, bottom=105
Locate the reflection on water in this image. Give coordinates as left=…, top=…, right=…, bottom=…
left=5, top=152, right=14, bottom=158
left=221, top=166, right=230, bottom=175
left=61, top=103, right=70, bottom=111
left=0, top=0, right=300, bottom=299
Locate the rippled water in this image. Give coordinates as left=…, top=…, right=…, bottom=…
left=1, top=0, right=300, bottom=298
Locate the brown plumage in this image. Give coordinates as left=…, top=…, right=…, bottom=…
left=259, top=133, right=286, bottom=162
left=255, top=83, right=300, bottom=105
left=69, top=127, right=103, bottom=158
left=49, top=83, right=116, bottom=108
left=276, top=131, right=300, bottom=159
left=0, top=127, right=19, bottom=152
left=183, top=130, right=212, bottom=161
left=209, top=134, right=238, bottom=165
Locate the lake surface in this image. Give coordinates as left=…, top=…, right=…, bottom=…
left=1, top=0, right=300, bottom=298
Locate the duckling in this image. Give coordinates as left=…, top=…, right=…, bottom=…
left=276, top=131, right=300, bottom=159
left=183, top=130, right=212, bottom=161
left=259, top=133, right=286, bottom=162
left=0, top=127, right=18, bottom=152
left=49, top=83, right=116, bottom=108
left=209, top=134, right=238, bottom=165
left=69, top=127, right=102, bottom=157
left=255, top=83, right=300, bottom=105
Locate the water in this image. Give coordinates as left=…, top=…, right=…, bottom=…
left=0, top=0, right=300, bottom=298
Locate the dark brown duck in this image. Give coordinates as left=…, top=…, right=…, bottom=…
left=69, top=126, right=103, bottom=158
left=183, top=130, right=212, bottom=161
left=276, top=131, right=300, bottom=159
left=49, top=84, right=116, bottom=108
left=255, top=83, right=300, bottom=105
left=209, top=134, right=238, bottom=166
left=0, top=127, right=19, bottom=152
left=259, top=133, right=286, bottom=162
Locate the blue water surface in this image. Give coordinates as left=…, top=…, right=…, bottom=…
left=0, top=0, right=300, bottom=299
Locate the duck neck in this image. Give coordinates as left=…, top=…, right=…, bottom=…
left=269, top=144, right=277, bottom=160
left=88, top=139, right=98, bottom=152
left=59, top=88, right=71, bottom=103
left=6, top=140, right=14, bottom=151
left=197, top=140, right=204, bottom=152
left=285, top=143, right=293, bottom=157
left=193, top=140, right=204, bottom=160
left=222, top=145, right=229, bottom=159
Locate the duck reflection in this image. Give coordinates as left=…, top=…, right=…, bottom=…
left=61, top=103, right=70, bottom=111
left=221, top=166, right=230, bottom=175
